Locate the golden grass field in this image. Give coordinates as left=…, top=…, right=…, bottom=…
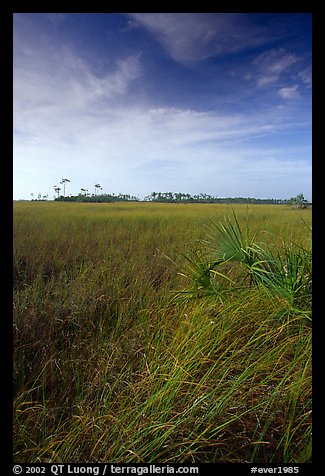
left=13, top=201, right=312, bottom=463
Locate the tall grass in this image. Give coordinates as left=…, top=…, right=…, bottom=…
left=13, top=202, right=311, bottom=463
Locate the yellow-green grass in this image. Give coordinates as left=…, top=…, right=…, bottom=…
left=13, top=201, right=311, bottom=463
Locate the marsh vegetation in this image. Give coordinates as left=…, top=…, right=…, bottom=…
left=13, top=202, right=312, bottom=463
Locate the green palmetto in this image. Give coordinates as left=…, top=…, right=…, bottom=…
left=176, top=213, right=257, bottom=298
left=203, top=212, right=262, bottom=284
left=250, top=241, right=312, bottom=311
left=176, top=248, right=233, bottom=301
left=179, top=212, right=312, bottom=314
left=176, top=212, right=262, bottom=301
left=205, top=212, right=258, bottom=260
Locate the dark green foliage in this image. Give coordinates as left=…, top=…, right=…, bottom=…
left=55, top=193, right=140, bottom=202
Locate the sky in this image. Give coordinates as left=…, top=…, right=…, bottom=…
left=13, top=13, right=312, bottom=201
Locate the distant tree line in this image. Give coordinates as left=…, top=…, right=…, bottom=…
left=143, top=192, right=311, bottom=207
left=54, top=193, right=140, bottom=203
left=50, top=191, right=311, bottom=207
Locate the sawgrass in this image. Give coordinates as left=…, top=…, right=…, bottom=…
left=13, top=201, right=311, bottom=463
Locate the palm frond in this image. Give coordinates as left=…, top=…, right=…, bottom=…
left=202, top=212, right=262, bottom=285
left=175, top=248, right=230, bottom=301
left=251, top=242, right=312, bottom=309
left=177, top=212, right=312, bottom=313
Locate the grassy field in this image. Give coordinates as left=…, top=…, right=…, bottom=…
left=13, top=201, right=312, bottom=463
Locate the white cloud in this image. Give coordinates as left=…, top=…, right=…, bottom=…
left=13, top=39, right=142, bottom=147
left=277, top=85, right=300, bottom=100
left=258, top=50, right=297, bottom=74
left=257, top=75, right=279, bottom=87
left=254, top=48, right=298, bottom=88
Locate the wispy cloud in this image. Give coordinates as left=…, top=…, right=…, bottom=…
left=254, top=48, right=298, bottom=87
left=277, top=85, right=300, bottom=100
left=298, top=66, right=312, bottom=87
left=13, top=37, right=142, bottom=146
left=127, top=13, right=272, bottom=65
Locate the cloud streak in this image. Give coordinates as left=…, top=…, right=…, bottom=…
left=254, top=49, right=299, bottom=87
left=128, top=13, right=273, bottom=65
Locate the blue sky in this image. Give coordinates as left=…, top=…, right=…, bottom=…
left=13, top=13, right=312, bottom=200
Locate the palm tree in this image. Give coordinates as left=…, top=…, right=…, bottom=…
left=60, top=178, right=71, bottom=197
left=53, top=185, right=61, bottom=199
left=94, top=184, right=101, bottom=196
